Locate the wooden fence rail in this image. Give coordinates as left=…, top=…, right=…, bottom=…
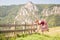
left=0, top=28, right=37, bottom=33
left=0, top=24, right=37, bottom=27
left=0, top=24, right=37, bottom=37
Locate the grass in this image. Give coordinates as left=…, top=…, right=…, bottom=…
left=16, top=34, right=60, bottom=40
left=16, top=27, right=60, bottom=40
left=0, top=26, right=60, bottom=40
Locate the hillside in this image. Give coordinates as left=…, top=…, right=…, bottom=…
left=0, top=4, right=60, bottom=18
left=46, top=14, right=60, bottom=27
left=0, top=3, right=60, bottom=27
left=15, top=2, right=40, bottom=24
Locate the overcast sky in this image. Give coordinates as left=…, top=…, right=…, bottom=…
left=0, top=0, right=60, bottom=6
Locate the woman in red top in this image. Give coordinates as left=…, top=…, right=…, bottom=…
left=35, top=19, right=49, bottom=33
left=40, top=19, right=49, bottom=33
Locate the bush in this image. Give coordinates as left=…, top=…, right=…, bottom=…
left=0, top=34, right=6, bottom=40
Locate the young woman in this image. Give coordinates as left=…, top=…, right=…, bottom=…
left=35, top=19, right=49, bottom=34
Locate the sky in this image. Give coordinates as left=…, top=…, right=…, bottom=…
left=0, top=0, right=60, bottom=6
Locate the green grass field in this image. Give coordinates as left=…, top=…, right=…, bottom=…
left=16, top=27, right=60, bottom=40
left=16, top=34, right=60, bottom=40
left=0, top=27, right=60, bottom=40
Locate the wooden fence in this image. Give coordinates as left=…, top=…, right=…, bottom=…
left=0, top=24, right=38, bottom=37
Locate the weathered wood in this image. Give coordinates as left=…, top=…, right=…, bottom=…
left=0, top=24, right=36, bottom=27
left=0, top=24, right=37, bottom=37
left=0, top=28, right=37, bottom=33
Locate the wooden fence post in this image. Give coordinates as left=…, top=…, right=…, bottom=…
left=14, top=21, right=16, bottom=37
left=24, top=22, right=26, bottom=34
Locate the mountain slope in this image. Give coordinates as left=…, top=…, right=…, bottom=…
left=0, top=4, right=60, bottom=26
left=15, top=2, right=40, bottom=24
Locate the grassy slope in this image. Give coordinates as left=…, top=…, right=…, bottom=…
left=45, top=26, right=60, bottom=36
left=16, top=26, right=60, bottom=40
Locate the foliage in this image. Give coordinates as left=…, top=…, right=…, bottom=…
left=8, top=37, right=16, bottom=40
left=0, top=4, right=60, bottom=26
left=46, top=14, right=60, bottom=27
left=16, top=34, right=60, bottom=40
left=0, top=34, right=6, bottom=40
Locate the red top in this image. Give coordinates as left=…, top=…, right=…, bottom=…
left=38, top=20, right=46, bottom=26
left=35, top=20, right=47, bottom=26
left=40, top=21, right=45, bottom=26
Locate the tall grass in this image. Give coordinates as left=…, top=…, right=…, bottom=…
left=0, top=33, right=60, bottom=40
left=16, top=34, right=60, bottom=40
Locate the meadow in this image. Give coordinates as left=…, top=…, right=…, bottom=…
left=16, top=33, right=60, bottom=40
left=0, top=26, right=60, bottom=40
left=16, top=27, right=60, bottom=40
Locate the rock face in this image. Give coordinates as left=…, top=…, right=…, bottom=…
left=41, top=6, right=60, bottom=16
left=15, top=2, right=40, bottom=24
